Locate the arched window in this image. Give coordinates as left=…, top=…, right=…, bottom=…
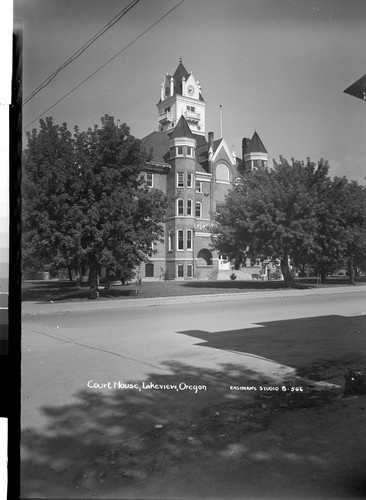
left=216, top=163, right=230, bottom=181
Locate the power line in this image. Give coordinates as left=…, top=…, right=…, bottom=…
left=24, top=0, right=185, bottom=130
left=23, top=0, right=141, bottom=106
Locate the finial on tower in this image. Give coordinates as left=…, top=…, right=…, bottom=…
left=179, top=57, right=182, bottom=63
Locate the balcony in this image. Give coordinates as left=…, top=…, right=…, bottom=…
left=158, top=110, right=172, bottom=124
left=184, top=110, right=200, bottom=123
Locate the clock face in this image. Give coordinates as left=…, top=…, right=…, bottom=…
left=187, top=85, right=194, bottom=95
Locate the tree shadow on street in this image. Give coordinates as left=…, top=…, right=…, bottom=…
left=21, top=357, right=366, bottom=499
left=178, top=315, right=366, bottom=381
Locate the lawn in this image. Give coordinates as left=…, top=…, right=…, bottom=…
left=20, top=277, right=362, bottom=303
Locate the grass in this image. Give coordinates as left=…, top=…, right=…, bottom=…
left=20, top=277, right=353, bottom=303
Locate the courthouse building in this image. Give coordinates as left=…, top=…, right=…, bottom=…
left=139, top=60, right=268, bottom=280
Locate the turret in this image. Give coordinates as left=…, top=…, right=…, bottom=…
left=242, top=132, right=268, bottom=172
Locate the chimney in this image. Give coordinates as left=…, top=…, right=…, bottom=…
left=208, top=131, right=214, bottom=149
left=242, top=137, right=250, bottom=160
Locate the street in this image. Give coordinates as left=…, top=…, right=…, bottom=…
left=21, top=288, right=366, bottom=498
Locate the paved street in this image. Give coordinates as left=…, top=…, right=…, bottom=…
left=21, top=287, right=366, bottom=498
left=22, top=288, right=366, bottom=428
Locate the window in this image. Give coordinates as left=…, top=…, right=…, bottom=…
left=195, top=180, right=202, bottom=193
left=216, top=163, right=229, bottom=181
left=178, top=229, right=184, bottom=250
left=187, top=264, right=193, bottom=278
left=195, top=202, right=202, bottom=218
left=177, top=198, right=184, bottom=216
left=168, top=233, right=173, bottom=251
left=187, top=105, right=195, bottom=112
left=164, top=106, right=170, bottom=113
left=186, top=146, right=193, bottom=156
left=177, top=264, right=184, bottom=278
left=187, top=172, right=193, bottom=187
left=187, top=198, right=193, bottom=216
left=177, top=146, right=183, bottom=156
left=146, top=172, right=153, bottom=187
left=145, top=263, right=154, bottom=278
left=177, top=172, right=184, bottom=187
left=187, top=230, right=192, bottom=250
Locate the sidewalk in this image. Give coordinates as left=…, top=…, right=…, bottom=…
left=22, top=284, right=366, bottom=315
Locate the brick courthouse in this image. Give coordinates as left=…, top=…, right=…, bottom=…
left=140, top=60, right=268, bottom=280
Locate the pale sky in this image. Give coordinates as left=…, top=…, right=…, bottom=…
left=15, top=0, right=366, bottom=183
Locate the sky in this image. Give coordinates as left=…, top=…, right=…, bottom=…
left=14, top=0, right=366, bottom=183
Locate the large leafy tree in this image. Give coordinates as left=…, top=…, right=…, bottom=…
left=211, top=196, right=251, bottom=270
left=306, top=175, right=366, bottom=283
left=334, top=178, right=366, bottom=285
left=23, top=115, right=167, bottom=298
left=212, top=158, right=329, bottom=286
left=22, top=117, right=79, bottom=277
left=213, top=157, right=366, bottom=286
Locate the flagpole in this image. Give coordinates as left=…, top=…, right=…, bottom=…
left=219, top=105, right=223, bottom=138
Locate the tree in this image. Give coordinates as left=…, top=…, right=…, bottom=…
left=212, top=158, right=329, bottom=287
left=23, top=115, right=167, bottom=298
left=307, top=176, right=366, bottom=284
left=211, top=195, right=251, bottom=270
left=334, top=179, right=366, bottom=285
left=22, top=117, right=79, bottom=277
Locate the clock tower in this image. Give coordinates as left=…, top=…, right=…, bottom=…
left=157, top=59, right=206, bottom=136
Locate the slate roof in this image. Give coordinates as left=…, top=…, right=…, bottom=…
left=192, top=133, right=208, bottom=149
left=344, top=74, right=366, bottom=102
left=173, top=62, right=190, bottom=94
left=165, top=60, right=205, bottom=101
left=244, top=131, right=267, bottom=154
left=141, top=131, right=170, bottom=165
left=170, top=115, right=194, bottom=139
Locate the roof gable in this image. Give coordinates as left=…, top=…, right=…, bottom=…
left=212, top=138, right=235, bottom=164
